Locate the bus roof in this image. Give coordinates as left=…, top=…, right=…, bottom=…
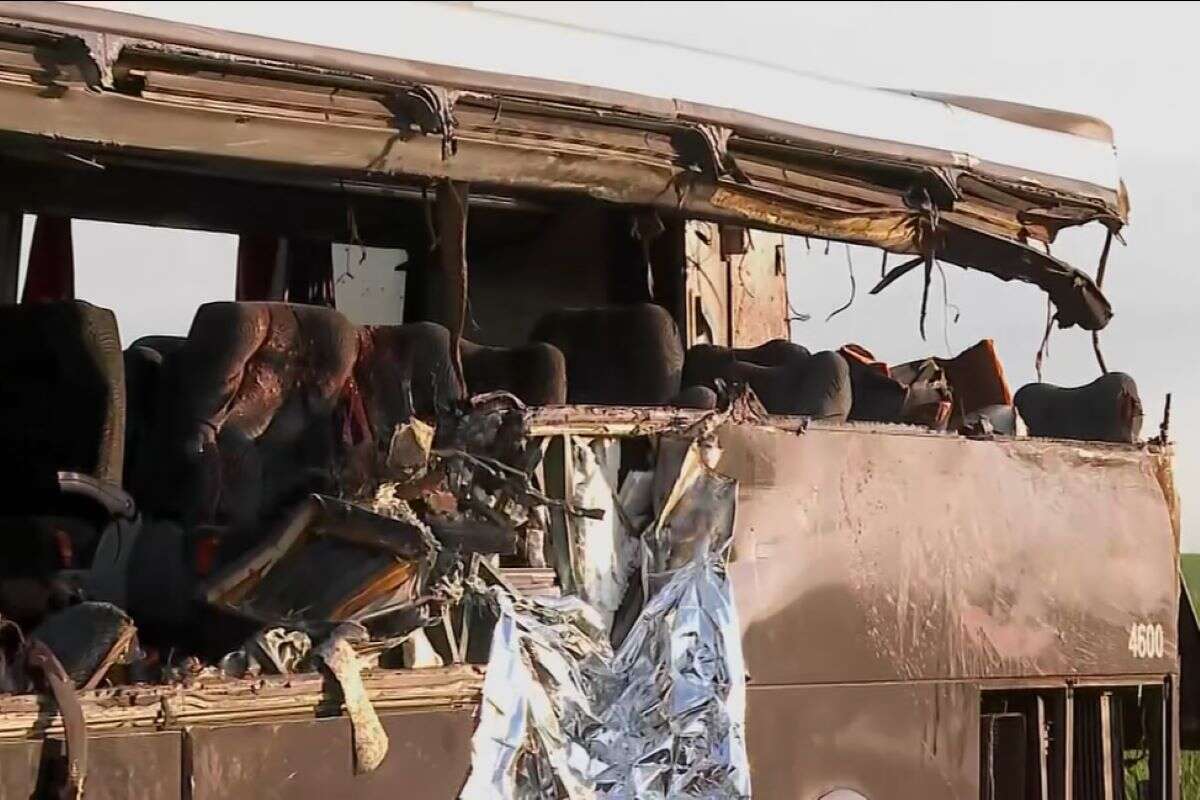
left=0, top=1, right=1123, bottom=329
left=29, top=1, right=1124, bottom=205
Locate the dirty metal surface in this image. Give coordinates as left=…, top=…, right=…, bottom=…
left=186, top=708, right=475, bottom=800
left=744, top=681, right=979, bottom=799
left=721, top=425, right=1178, bottom=685
left=0, top=730, right=182, bottom=800
left=730, top=229, right=788, bottom=348
left=685, top=220, right=730, bottom=347
left=0, top=665, right=483, bottom=740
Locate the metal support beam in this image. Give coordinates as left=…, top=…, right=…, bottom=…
left=435, top=180, right=469, bottom=393
left=0, top=210, right=21, bottom=304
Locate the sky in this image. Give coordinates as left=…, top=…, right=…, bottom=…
left=53, top=1, right=1198, bottom=548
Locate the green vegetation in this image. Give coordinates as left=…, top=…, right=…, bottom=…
left=1124, top=750, right=1200, bottom=798
left=1183, top=554, right=1200, bottom=615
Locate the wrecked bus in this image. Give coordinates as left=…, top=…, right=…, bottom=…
left=0, top=2, right=1189, bottom=799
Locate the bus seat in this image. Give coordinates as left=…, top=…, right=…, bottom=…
left=138, top=302, right=358, bottom=530
left=0, top=300, right=126, bottom=492
left=839, top=344, right=909, bottom=423
left=530, top=303, right=683, bottom=406
left=461, top=339, right=567, bottom=406
left=1015, top=372, right=1143, bottom=443
left=123, top=336, right=186, bottom=490
left=681, top=340, right=852, bottom=421
left=0, top=300, right=130, bottom=627
left=354, top=322, right=464, bottom=436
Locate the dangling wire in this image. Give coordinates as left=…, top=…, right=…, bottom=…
left=825, top=244, right=857, bottom=322
left=935, top=260, right=960, bottom=356
left=1091, top=228, right=1115, bottom=375
left=1035, top=297, right=1055, bottom=382
left=918, top=252, right=933, bottom=341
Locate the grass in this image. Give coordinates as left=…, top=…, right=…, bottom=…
left=1183, top=554, right=1200, bottom=621
left=1188, top=752, right=1200, bottom=799
left=1124, top=750, right=1200, bottom=799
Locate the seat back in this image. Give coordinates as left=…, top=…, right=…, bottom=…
left=140, top=302, right=358, bottom=529
left=682, top=339, right=852, bottom=421
left=0, top=300, right=125, bottom=495
left=354, top=322, right=464, bottom=438
left=123, top=335, right=186, bottom=490
left=1015, top=372, right=1143, bottom=443
left=461, top=340, right=567, bottom=406
left=531, top=303, right=683, bottom=405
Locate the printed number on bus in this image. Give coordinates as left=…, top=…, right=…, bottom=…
left=1128, top=623, right=1165, bottom=659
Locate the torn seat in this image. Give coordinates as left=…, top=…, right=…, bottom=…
left=934, top=339, right=1012, bottom=429
left=354, top=321, right=465, bottom=436
left=125, top=303, right=360, bottom=645
left=839, top=344, right=908, bottom=423
left=133, top=301, right=360, bottom=554
left=1015, top=372, right=1143, bottom=443
left=681, top=339, right=852, bottom=421
left=530, top=303, right=684, bottom=405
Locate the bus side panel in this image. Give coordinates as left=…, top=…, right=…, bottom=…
left=746, top=681, right=979, bottom=799
left=0, top=730, right=182, bottom=800
left=722, top=425, right=1178, bottom=685
left=186, top=707, right=475, bottom=800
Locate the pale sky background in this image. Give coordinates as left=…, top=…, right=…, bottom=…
left=39, top=1, right=1197, bottom=548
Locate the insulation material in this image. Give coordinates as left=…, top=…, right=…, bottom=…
left=461, top=437, right=750, bottom=799
left=568, top=438, right=638, bottom=630
left=317, top=623, right=388, bottom=774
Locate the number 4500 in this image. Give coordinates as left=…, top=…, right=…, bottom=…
left=1128, top=623, right=1165, bottom=659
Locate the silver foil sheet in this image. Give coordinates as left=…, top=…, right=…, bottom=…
left=461, top=437, right=750, bottom=799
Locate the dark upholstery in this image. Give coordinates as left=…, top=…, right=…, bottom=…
left=726, top=339, right=811, bottom=367
left=123, top=336, right=186, bottom=490
left=839, top=347, right=908, bottom=424
left=461, top=339, right=567, bottom=406
left=1015, top=372, right=1143, bottom=443
left=354, top=322, right=464, bottom=435
left=0, top=301, right=125, bottom=495
left=140, top=302, right=358, bottom=529
left=0, top=301, right=126, bottom=625
left=682, top=339, right=852, bottom=421
left=672, top=385, right=719, bottom=410
left=531, top=303, right=683, bottom=405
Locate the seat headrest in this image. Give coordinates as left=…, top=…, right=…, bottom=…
left=531, top=303, right=683, bottom=405
left=0, top=300, right=125, bottom=485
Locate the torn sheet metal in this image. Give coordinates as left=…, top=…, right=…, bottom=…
left=461, top=437, right=750, bottom=799
left=567, top=438, right=638, bottom=630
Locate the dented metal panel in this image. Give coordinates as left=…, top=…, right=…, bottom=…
left=720, top=425, right=1178, bottom=685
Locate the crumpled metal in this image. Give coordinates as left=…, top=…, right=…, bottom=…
left=461, top=436, right=750, bottom=799
left=219, top=627, right=312, bottom=678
